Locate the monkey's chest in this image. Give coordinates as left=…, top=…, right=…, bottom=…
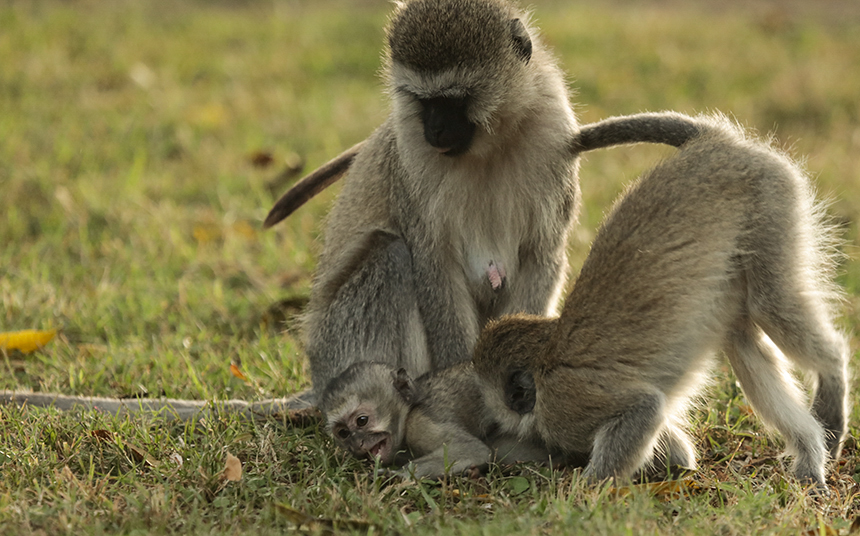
left=459, top=232, right=526, bottom=308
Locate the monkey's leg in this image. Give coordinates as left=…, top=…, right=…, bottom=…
left=747, top=266, right=850, bottom=458
left=399, top=413, right=492, bottom=479
left=583, top=390, right=668, bottom=482
left=306, top=232, right=429, bottom=397
left=637, top=421, right=697, bottom=481
left=725, top=320, right=827, bottom=485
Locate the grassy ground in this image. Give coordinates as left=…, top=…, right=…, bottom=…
left=1, top=0, right=859, bottom=534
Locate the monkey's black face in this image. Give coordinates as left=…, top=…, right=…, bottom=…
left=419, top=96, right=476, bottom=156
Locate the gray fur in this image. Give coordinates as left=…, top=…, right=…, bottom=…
left=319, top=361, right=553, bottom=479
left=474, top=114, right=850, bottom=487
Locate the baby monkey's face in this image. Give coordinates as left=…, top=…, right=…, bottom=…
left=329, top=403, right=398, bottom=465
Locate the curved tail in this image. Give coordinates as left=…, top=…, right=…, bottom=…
left=264, top=141, right=366, bottom=229
left=571, top=111, right=703, bottom=154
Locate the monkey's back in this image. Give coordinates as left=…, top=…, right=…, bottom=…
left=536, top=117, right=820, bottom=444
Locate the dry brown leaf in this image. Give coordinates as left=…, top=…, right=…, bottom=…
left=0, top=329, right=57, bottom=354
left=223, top=452, right=242, bottom=482
left=248, top=150, right=275, bottom=168
left=122, top=439, right=159, bottom=468
left=91, top=429, right=113, bottom=442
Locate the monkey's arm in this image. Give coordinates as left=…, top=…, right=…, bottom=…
left=263, top=140, right=366, bottom=228
left=582, top=388, right=669, bottom=482
left=305, top=230, right=432, bottom=392
left=397, top=409, right=492, bottom=479
left=0, top=390, right=317, bottom=422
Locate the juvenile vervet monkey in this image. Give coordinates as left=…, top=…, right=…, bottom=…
left=472, top=114, right=850, bottom=487
left=319, top=361, right=562, bottom=478
left=296, top=0, right=706, bottom=407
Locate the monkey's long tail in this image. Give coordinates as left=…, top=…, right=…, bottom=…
left=571, top=111, right=702, bottom=154
left=264, top=141, right=366, bottom=228
left=0, top=390, right=319, bottom=423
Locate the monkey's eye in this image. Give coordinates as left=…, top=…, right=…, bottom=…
left=356, top=415, right=369, bottom=427
left=337, top=428, right=350, bottom=439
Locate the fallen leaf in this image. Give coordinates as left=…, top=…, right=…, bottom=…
left=193, top=224, right=222, bottom=244
left=0, top=329, right=57, bottom=354
left=449, top=489, right=491, bottom=502
left=231, top=220, right=257, bottom=241
left=223, top=452, right=242, bottom=482
left=122, top=439, right=159, bottom=468
left=507, top=475, right=530, bottom=496
left=229, top=363, right=248, bottom=381
left=248, top=150, right=275, bottom=168
left=91, top=429, right=113, bottom=442
left=612, top=478, right=702, bottom=498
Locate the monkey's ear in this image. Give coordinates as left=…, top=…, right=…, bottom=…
left=509, top=19, right=532, bottom=64
left=392, top=368, right=417, bottom=404
left=505, top=370, right=536, bottom=414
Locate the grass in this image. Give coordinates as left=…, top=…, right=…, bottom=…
left=1, top=0, right=859, bottom=534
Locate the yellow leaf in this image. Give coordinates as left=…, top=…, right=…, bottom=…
left=223, top=452, right=242, bottom=482
left=612, top=478, right=702, bottom=498
left=231, top=221, right=257, bottom=241
left=193, top=224, right=222, bottom=244
left=275, top=504, right=376, bottom=534
left=0, top=329, right=57, bottom=354
left=229, top=363, right=248, bottom=381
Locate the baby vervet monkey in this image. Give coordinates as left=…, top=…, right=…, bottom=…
left=472, top=114, right=850, bottom=487
left=318, top=361, right=559, bottom=479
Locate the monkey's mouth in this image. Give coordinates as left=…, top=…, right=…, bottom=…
left=366, top=435, right=392, bottom=464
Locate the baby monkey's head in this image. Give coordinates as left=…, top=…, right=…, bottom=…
left=319, top=362, right=418, bottom=465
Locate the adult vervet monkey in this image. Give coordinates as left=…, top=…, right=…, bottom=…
left=297, top=0, right=703, bottom=406
left=472, top=114, right=850, bottom=487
